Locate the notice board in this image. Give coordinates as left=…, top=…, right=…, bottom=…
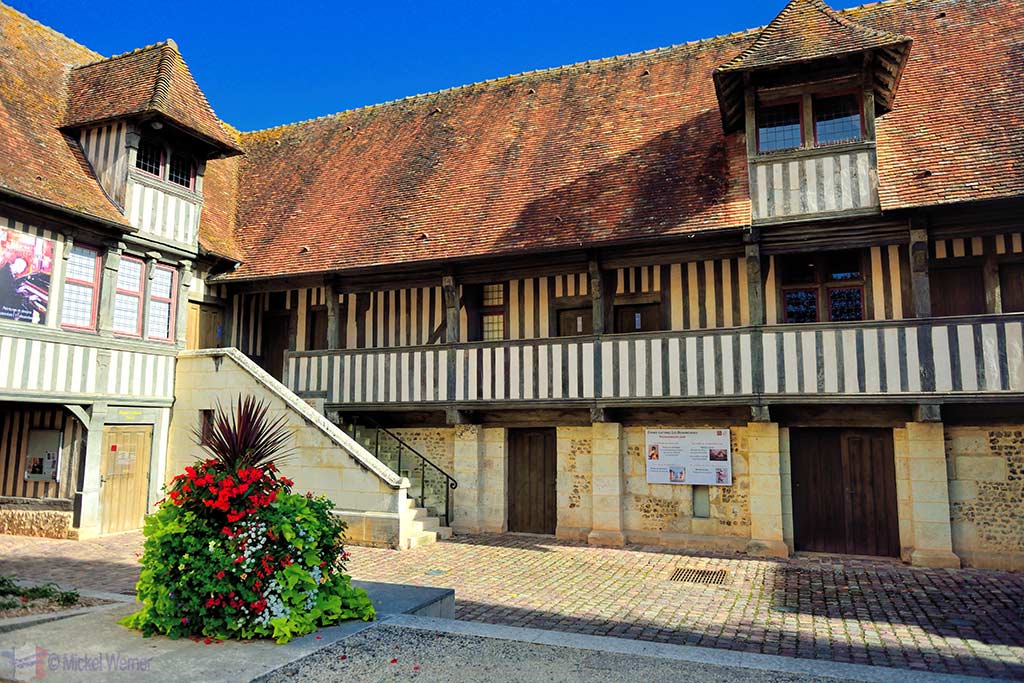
left=645, top=429, right=732, bottom=486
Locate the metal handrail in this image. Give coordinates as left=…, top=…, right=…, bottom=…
left=345, top=414, right=457, bottom=527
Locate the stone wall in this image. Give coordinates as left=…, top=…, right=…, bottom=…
left=172, top=351, right=407, bottom=549
left=946, top=425, right=1024, bottom=571
left=0, top=498, right=73, bottom=538
left=555, top=427, right=592, bottom=540
left=622, top=425, right=749, bottom=549
left=389, top=428, right=455, bottom=473
left=552, top=423, right=751, bottom=552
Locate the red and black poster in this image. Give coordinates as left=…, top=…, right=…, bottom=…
left=0, top=228, right=53, bottom=324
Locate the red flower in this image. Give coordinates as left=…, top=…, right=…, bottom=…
left=216, top=571, right=225, bottom=579
left=390, top=658, right=397, bottom=664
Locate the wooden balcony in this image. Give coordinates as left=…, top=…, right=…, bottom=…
left=749, top=142, right=879, bottom=224
left=285, top=314, right=1024, bottom=408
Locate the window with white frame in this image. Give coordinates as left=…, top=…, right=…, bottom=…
left=112, top=256, right=144, bottom=336
left=146, top=265, right=176, bottom=340
left=60, top=245, right=100, bottom=330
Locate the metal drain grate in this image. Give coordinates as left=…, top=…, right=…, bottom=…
left=669, top=568, right=728, bottom=585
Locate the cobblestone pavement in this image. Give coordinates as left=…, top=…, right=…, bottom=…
left=2, top=532, right=1022, bottom=679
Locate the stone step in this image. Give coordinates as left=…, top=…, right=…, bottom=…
left=436, top=526, right=453, bottom=540
left=406, top=530, right=438, bottom=549
left=407, top=515, right=440, bottom=533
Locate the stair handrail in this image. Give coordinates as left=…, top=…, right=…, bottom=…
left=346, top=414, right=457, bottom=526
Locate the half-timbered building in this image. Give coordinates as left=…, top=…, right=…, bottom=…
left=0, top=0, right=1021, bottom=569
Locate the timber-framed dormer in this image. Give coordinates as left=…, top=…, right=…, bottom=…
left=62, top=40, right=241, bottom=254
left=714, top=0, right=911, bottom=225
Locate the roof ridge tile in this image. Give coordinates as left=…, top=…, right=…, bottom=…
left=0, top=2, right=101, bottom=61
left=71, top=39, right=174, bottom=71
left=240, top=27, right=764, bottom=138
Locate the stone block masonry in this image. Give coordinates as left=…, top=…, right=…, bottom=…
left=170, top=350, right=409, bottom=549
left=947, top=425, right=1024, bottom=571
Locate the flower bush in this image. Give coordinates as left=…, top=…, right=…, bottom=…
left=120, top=397, right=374, bottom=643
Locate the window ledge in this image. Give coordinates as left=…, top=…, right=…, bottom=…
left=749, top=139, right=875, bottom=163
left=128, top=169, right=202, bottom=202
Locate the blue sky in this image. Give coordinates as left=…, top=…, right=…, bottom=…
left=14, top=0, right=866, bottom=131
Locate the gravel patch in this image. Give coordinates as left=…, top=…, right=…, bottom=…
left=261, top=625, right=862, bottom=683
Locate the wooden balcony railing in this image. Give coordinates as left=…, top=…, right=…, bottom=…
left=749, top=142, right=879, bottom=224
left=285, top=314, right=1024, bottom=407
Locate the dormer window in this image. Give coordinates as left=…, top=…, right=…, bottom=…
left=757, top=101, right=802, bottom=153
left=757, top=93, right=865, bottom=154
left=813, top=93, right=862, bottom=146
left=167, top=154, right=195, bottom=190
left=135, top=141, right=163, bottom=176
left=133, top=140, right=196, bottom=191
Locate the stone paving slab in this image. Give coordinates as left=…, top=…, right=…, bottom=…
left=0, top=582, right=449, bottom=682
left=2, top=532, right=1023, bottom=679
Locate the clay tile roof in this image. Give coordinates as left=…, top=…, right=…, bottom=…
left=223, top=0, right=1024, bottom=282
left=0, top=3, right=129, bottom=227
left=66, top=41, right=241, bottom=153
left=714, top=0, right=911, bottom=131
left=717, top=0, right=909, bottom=72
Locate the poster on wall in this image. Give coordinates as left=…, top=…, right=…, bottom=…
left=0, top=228, right=54, bottom=325
left=24, top=429, right=61, bottom=482
left=645, top=429, right=732, bottom=486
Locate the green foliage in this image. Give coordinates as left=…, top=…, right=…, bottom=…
left=121, top=491, right=374, bottom=643
left=0, top=574, right=79, bottom=608
left=121, top=397, right=374, bottom=644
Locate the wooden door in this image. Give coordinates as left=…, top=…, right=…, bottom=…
left=615, top=303, right=661, bottom=332
left=930, top=265, right=985, bottom=316
left=1000, top=263, right=1024, bottom=313
left=307, top=308, right=329, bottom=350
left=261, top=311, right=290, bottom=381
left=790, top=428, right=899, bottom=557
left=186, top=303, right=223, bottom=350
left=100, top=425, right=153, bottom=534
left=508, top=428, right=557, bottom=534
left=558, top=308, right=592, bottom=336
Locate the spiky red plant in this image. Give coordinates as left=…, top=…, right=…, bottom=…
left=192, top=396, right=293, bottom=473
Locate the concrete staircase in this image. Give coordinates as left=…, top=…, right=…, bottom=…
left=402, top=497, right=452, bottom=549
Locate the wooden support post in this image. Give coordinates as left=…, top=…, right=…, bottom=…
left=744, top=231, right=764, bottom=326
left=913, top=403, right=942, bottom=423
left=745, top=231, right=765, bottom=395
left=326, top=281, right=340, bottom=349
left=909, top=218, right=931, bottom=319
left=443, top=274, right=460, bottom=343
left=983, top=238, right=1002, bottom=314
left=354, top=292, right=370, bottom=348
left=176, top=259, right=192, bottom=347
left=446, top=407, right=473, bottom=425
left=97, top=241, right=124, bottom=337
left=589, top=258, right=612, bottom=399
left=588, top=259, right=613, bottom=335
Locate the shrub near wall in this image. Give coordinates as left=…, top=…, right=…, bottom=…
left=121, top=398, right=374, bottom=643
